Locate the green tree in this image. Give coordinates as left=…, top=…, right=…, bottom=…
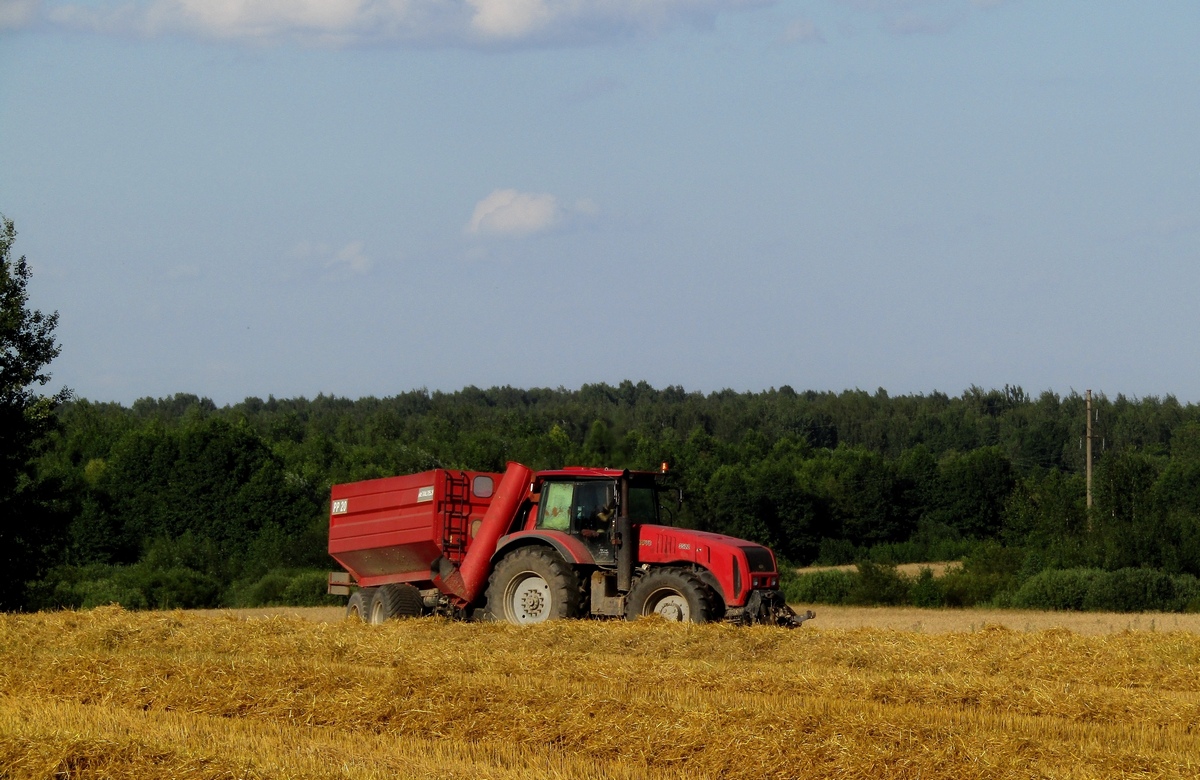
left=0, top=215, right=71, bottom=609
left=927, top=447, right=1015, bottom=539
left=92, top=417, right=322, bottom=574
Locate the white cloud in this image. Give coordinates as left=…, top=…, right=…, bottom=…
left=288, top=239, right=373, bottom=275
left=40, top=0, right=771, bottom=47
left=328, top=240, right=372, bottom=274
left=781, top=17, right=823, bottom=44
left=47, top=0, right=439, bottom=43
left=467, top=189, right=560, bottom=237
left=467, top=0, right=550, bottom=39
left=0, top=0, right=40, bottom=29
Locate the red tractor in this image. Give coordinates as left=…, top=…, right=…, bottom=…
left=328, top=461, right=813, bottom=627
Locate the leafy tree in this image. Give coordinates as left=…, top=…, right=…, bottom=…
left=0, top=215, right=71, bottom=609
left=1093, top=450, right=1163, bottom=569
left=90, top=416, right=322, bottom=572
left=927, top=447, right=1015, bottom=539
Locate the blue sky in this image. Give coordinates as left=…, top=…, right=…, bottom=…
left=2, top=0, right=1198, bottom=405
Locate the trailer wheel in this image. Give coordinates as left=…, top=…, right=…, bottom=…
left=625, top=569, right=715, bottom=624
left=368, top=583, right=424, bottom=623
left=486, top=547, right=582, bottom=625
left=346, top=587, right=376, bottom=622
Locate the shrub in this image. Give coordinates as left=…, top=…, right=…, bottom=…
left=909, top=567, right=944, bottom=607
left=136, top=567, right=222, bottom=609
left=961, top=542, right=1024, bottom=577
left=849, top=562, right=909, bottom=606
left=785, top=570, right=855, bottom=605
left=75, top=575, right=150, bottom=610
left=1012, top=569, right=1104, bottom=611
left=281, top=570, right=341, bottom=606
left=815, top=538, right=861, bottom=566
left=866, top=541, right=917, bottom=565
left=26, top=563, right=220, bottom=610
left=1175, top=575, right=1200, bottom=612
left=1082, top=568, right=1177, bottom=613
left=865, top=538, right=975, bottom=566
left=225, top=569, right=342, bottom=608
left=938, top=542, right=1024, bottom=607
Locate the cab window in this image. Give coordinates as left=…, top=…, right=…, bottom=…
left=573, top=481, right=616, bottom=529
left=535, top=480, right=617, bottom=533
left=627, top=486, right=658, bottom=523
left=538, top=482, right=573, bottom=531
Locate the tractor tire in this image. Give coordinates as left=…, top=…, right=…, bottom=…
left=368, top=583, right=424, bottom=624
left=485, top=547, right=583, bottom=625
left=346, top=588, right=376, bottom=622
left=625, top=568, right=716, bottom=624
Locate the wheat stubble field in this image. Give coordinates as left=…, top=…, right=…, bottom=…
left=2, top=607, right=1199, bottom=779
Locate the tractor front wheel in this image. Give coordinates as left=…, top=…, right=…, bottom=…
left=485, top=547, right=582, bottom=625
left=625, top=569, right=716, bottom=624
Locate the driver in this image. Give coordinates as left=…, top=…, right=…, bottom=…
left=577, top=483, right=616, bottom=539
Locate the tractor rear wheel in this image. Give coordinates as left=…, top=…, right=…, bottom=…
left=346, top=587, right=376, bottom=621
left=625, top=568, right=715, bottom=624
left=485, top=547, right=582, bottom=625
left=368, top=583, right=424, bottom=623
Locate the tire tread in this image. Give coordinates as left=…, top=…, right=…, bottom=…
left=484, top=547, right=583, bottom=624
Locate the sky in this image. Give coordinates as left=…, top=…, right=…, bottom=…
left=1, top=0, right=1198, bottom=406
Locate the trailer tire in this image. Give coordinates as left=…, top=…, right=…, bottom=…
left=625, top=569, right=715, bottom=624
left=346, top=588, right=376, bottom=622
left=369, top=583, right=424, bottom=623
left=486, top=547, right=583, bottom=625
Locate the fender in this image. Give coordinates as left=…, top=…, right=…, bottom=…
left=693, top=567, right=728, bottom=606
left=493, top=529, right=597, bottom=566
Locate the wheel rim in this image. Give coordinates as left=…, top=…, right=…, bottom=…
left=645, top=589, right=690, bottom=621
left=505, top=572, right=552, bottom=624
left=370, top=598, right=385, bottom=624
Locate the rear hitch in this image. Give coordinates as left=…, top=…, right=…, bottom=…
left=788, top=609, right=816, bottom=628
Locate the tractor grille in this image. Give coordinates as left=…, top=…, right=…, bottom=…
left=742, top=546, right=776, bottom=573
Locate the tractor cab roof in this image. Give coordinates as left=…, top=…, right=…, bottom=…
left=533, top=466, right=664, bottom=486
left=536, top=466, right=626, bottom=480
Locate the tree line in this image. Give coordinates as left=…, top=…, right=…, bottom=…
left=7, top=381, right=1197, bottom=611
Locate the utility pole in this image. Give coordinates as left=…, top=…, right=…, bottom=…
left=1086, top=389, right=1093, bottom=514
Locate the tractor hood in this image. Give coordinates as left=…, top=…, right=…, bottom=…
left=634, top=524, right=779, bottom=607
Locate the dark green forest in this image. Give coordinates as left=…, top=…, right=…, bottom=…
left=4, top=216, right=1200, bottom=614
left=12, top=382, right=1200, bottom=613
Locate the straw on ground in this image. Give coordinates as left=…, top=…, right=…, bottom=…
left=1, top=606, right=1198, bottom=779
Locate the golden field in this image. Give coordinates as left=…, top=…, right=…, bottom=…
left=2, top=607, right=1199, bottom=779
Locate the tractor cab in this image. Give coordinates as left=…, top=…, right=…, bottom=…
left=530, top=468, right=664, bottom=563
